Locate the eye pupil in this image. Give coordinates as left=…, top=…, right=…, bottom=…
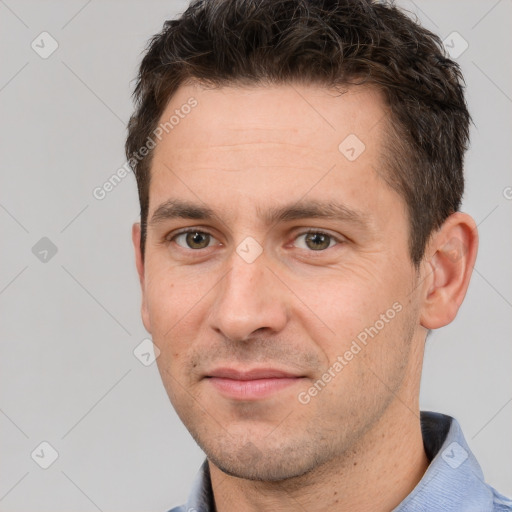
left=305, top=232, right=330, bottom=251
left=186, top=231, right=210, bottom=249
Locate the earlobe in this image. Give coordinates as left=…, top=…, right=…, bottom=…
left=420, top=212, right=479, bottom=330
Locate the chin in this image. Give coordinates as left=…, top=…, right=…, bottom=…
left=210, top=454, right=317, bottom=482
left=199, top=436, right=327, bottom=482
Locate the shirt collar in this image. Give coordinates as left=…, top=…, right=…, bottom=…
left=393, top=411, right=498, bottom=511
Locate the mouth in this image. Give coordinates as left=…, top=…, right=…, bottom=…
left=204, top=367, right=307, bottom=400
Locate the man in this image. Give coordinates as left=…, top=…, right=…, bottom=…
left=125, top=0, right=512, bottom=510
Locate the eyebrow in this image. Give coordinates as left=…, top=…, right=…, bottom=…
left=149, top=198, right=370, bottom=229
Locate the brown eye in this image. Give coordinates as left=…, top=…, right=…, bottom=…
left=174, top=231, right=213, bottom=249
left=294, top=231, right=338, bottom=251
left=305, top=232, right=331, bottom=251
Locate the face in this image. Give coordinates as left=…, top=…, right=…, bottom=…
left=135, top=82, right=427, bottom=481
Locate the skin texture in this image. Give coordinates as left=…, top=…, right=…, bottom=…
left=132, top=82, right=478, bottom=511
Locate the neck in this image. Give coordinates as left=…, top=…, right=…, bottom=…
left=209, top=398, right=429, bottom=512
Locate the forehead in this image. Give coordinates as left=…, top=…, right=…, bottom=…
left=154, top=81, right=388, bottom=162
left=148, top=82, right=399, bottom=225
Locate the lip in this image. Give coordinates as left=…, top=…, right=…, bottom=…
left=205, top=367, right=305, bottom=400
left=207, top=367, right=301, bottom=380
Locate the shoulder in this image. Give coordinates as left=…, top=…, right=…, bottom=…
left=493, top=488, right=512, bottom=511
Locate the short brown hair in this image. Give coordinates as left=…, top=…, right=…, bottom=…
left=125, top=0, right=470, bottom=264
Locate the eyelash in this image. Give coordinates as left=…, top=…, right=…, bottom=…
left=166, top=228, right=343, bottom=252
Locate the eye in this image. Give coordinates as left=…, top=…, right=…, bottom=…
left=293, top=230, right=341, bottom=251
left=171, top=230, right=218, bottom=250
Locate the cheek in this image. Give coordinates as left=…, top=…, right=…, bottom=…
left=145, top=261, right=220, bottom=362
left=145, top=267, right=190, bottom=353
left=145, top=260, right=196, bottom=324
left=292, top=269, right=413, bottom=387
left=293, top=268, right=393, bottom=338
left=296, top=301, right=416, bottom=428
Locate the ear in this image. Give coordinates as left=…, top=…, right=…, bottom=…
left=132, top=223, right=151, bottom=333
left=419, top=212, right=479, bottom=329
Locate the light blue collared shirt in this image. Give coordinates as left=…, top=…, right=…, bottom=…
left=168, top=411, right=512, bottom=512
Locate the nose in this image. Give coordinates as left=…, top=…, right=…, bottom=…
left=208, top=247, right=289, bottom=342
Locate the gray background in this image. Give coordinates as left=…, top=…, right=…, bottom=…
left=0, top=0, right=511, bottom=510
